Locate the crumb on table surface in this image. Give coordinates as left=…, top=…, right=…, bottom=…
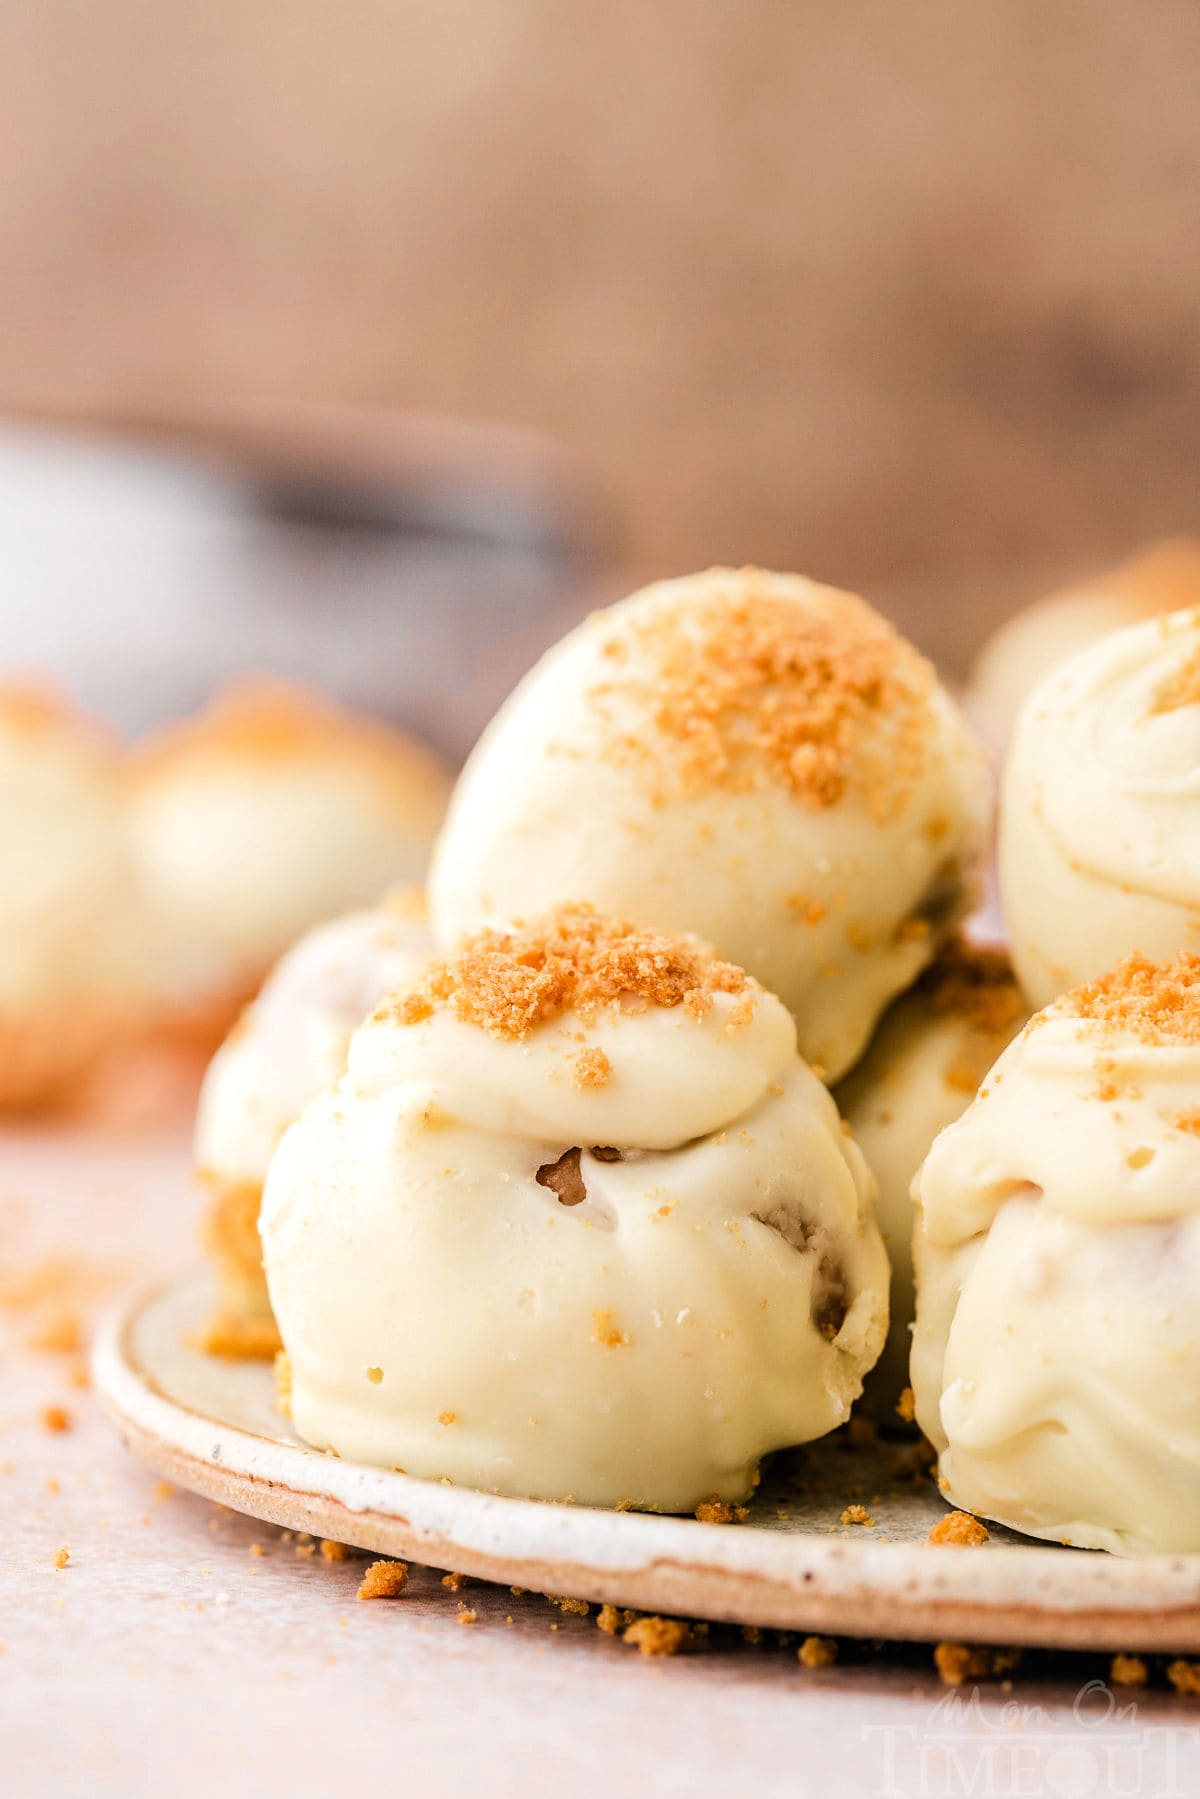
left=357, top=1560, right=410, bottom=1601
left=623, top=1616, right=691, bottom=1657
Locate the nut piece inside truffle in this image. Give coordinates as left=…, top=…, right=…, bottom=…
left=536, top=1147, right=587, bottom=1206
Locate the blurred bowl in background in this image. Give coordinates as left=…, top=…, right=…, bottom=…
left=0, top=400, right=608, bottom=761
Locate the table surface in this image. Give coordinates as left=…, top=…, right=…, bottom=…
left=4, top=1069, right=1200, bottom=1799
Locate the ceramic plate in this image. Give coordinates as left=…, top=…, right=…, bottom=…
left=94, top=1273, right=1200, bottom=1651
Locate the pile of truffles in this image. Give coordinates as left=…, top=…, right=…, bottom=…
left=195, top=560, right=1200, bottom=1553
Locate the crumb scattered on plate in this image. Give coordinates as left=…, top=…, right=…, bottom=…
left=928, top=1510, right=988, bottom=1547
left=695, top=1497, right=749, bottom=1524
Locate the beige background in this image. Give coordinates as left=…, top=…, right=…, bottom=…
left=2, top=2, right=1199, bottom=606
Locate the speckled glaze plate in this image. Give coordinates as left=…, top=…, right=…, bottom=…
left=95, top=1273, right=1200, bottom=1651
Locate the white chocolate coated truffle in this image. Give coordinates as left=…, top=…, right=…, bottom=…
left=261, top=906, right=888, bottom=1510
left=835, top=940, right=1028, bottom=1415
left=912, top=954, right=1200, bottom=1554
left=430, top=569, right=991, bottom=1081
left=130, top=683, right=451, bottom=1023
left=1000, top=607, right=1200, bottom=1009
left=967, top=540, right=1200, bottom=752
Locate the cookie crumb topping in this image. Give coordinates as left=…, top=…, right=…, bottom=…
left=389, top=903, right=752, bottom=1041
left=1058, top=951, right=1200, bottom=1046
left=592, top=571, right=937, bottom=818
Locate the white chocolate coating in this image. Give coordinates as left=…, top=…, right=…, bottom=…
left=967, top=540, right=1200, bottom=752
left=195, top=895, right=432, bottom=1189
left=912, top=988, right=1200, bottom=1554
left=261, top=961, right=888, bottom=1510
left=430, top=569, right=990, bottom=1080
left=835, top=945, right=1028, bottom=1415
left=130, top=686, right=451, bottom=1010
left=1000, top=607, right=1200, bottom=1008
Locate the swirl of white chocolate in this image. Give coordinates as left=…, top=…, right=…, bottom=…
left=912, top=953, right=1200, bottom=1554
left=1001, top=607, right=1200, bottom=1008
left=430, top=568, right=990, bottom=1081
left=261, top=905, right=888, bottom=1510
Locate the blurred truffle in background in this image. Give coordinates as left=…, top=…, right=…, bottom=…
left=127, top=682, right=451, bottom=1043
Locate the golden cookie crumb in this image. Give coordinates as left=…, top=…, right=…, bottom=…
left=623, top=1616, right=690, bottom=1657
left=1167, top=1659, right=1200, bottom=1697
left=53, top=1546, right=70, bottom=1570
left=798, top=1635, right=838, bottom=1668
left=592, top=1308, right=631, bottom=1348
left=1060, top=952, right=1200, bottom=1046
left=441, top=1571, right=469, bottom=1592
left=597, top=1604, right=639, bottom=1635
left=928, top=1511, right=989, bottom=1547
left=388, top=903, right=752, bottom=1041
left=456, top=1606, right=477, bottom=1625
left=437, top=1410, right=457, bottom=1426
left=319, top=1540, right=352, bottom=1562
left=25, top=1307, right=83, bottom=1355
left=1151, top=641, right=1200, bottom=715
left=694, top=1497, right=749, bottom=1525
left=42, top=1405, right=70, bottom=1434
left=840, top=1504, right=873, bottom=1527
left=596, top=574, right=936, bottom=819
left=357, top=1560, right=409, bottom=1601
left=197, top=1311, right=283, bottom=1362
left=1111, top=1654, right=1148, bottom=1688
left=546, top=1593, right=590, bottom=1617
left=934, top=1643, right=1021, bottom=1687
left=787, top=895, right=829, bottom=926
left=896, top=1387, right=916, bottom=1424
left=571, top=1046, right=612, bottom=1090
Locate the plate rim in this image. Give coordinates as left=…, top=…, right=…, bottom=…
left=93, top=1273, right=1200, bottom=1652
